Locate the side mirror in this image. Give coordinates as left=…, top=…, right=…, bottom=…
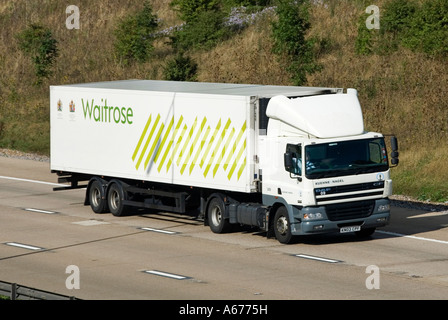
left=391, top=136, right=398, bottom=152
left=390, top=136, right=399, bottom=166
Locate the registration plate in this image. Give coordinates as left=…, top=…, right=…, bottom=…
left=340, top=226, right=361, bottom=233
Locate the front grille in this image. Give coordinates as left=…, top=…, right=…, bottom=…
left=314, top=181, right=384, bottom=204
left=314, top=181, right=384, bottom=196
left=326, top=200, right=375, bottom=221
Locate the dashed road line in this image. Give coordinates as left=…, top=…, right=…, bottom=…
left=377, top=230, right=448, bottom=245
left=4, top=242, right=44, bottom=251
left=295, top=254, right=341, bottom=263
left=143, top=270, right=190, bottom=280
left=0, top=175, right=61, bottom=187
left=140, top=227, right=178, bottom=235
left=24, top=208, right=58, bottom=214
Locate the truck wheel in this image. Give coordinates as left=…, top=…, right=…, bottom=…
left=207, top=197, right=231, bottom=233
left=274, top=206, right=293, bottom=244
left=107, top=181, right=128, bottom=217
left=89, top=179, right=108, bottom=213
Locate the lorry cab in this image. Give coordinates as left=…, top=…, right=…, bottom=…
left=258, top=90, right=397, bottom=243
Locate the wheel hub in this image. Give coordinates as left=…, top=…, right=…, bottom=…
left=211, top=206, right=222, bottom=226
left=109, top=190, right=119, bottom=211
left=276, top=216, right=288, bottom=235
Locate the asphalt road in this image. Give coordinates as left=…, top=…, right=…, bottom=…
left=1, top=156, right=448, bottom=302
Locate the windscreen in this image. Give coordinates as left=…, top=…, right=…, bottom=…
left=304, top=138, right=389, bottom=179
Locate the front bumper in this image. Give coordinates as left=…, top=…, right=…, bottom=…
left=291, top=199, right=390, bottom=235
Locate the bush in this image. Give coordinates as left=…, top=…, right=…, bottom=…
left=114, top=1, right=158, bottom=65
left=170, top=0, right=221, bottom=23
left=404, top=0, right=448, bottom=56
left=381, top=0, right=417, bottom=34
left=163, top=53, right=198, bottom=81
left=222, top=0, right=272, bottom=9
left=16, top=24, right=58, bottom=84
left=271, top=0, right=320, bottom=85
left=355, top=14, right=375, bottom=55
left=171, top=10, right=232, bottom=51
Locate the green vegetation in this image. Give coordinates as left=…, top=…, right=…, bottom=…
left=163, top=53, right=198, bottom=81
left=113, top=1, right=159, bottom=65
left=170, top=0, right=221, bottom=23
left=171, top=9, right=232, bottom=51
left=271, top=0, right=320, bottom=85
left=16, top=24, right=59, bottom=84
left=356, top=0, right=448, bottom=57
left=0, top=0, right=447, bottom=202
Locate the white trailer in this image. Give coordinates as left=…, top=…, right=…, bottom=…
left=50, top=80, right=398, bottom=243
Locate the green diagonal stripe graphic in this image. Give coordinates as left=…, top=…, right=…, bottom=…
left=132, top=115, right=152, bottom=161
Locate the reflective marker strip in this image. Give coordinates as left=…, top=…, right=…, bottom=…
left=140, top=227, right=177, bottom=235
left=144, top=270, right=188, bottom=280
left=295, top=254, right=340, bottom=263
left=5, top=242, right=43, bottom=251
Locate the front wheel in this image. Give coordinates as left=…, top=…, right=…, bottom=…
left=207, top=196, right=231, bottom=233
left=274, top=206, right=294, bottom=244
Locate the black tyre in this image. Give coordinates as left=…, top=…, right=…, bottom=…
left=88, top=179, right=108, bottom=213
left=207, top=196, right=231, bottom=233
left=107, top=181, right=128, bottom=217
left=274, top=206, right=294, bottom=244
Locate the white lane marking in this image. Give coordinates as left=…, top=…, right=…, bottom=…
left=5, top=242, right=44, bottom=251
left=144, top=270, right=189, bottom=280
left=0, top=175, right=61, bottom=187
left=140, top=227, right=177, bottom=235
left=25, top=208, right=57, bottom=214
left=295, top=254, right=341, bottom=263
left=407, top=212, right=448, bottom=219
left=377, top=230, right=448, bottom=245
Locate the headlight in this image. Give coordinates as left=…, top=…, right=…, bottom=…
left=377, top=204, right=390, bottom=212
left=303, top=212, right=323, bottom=220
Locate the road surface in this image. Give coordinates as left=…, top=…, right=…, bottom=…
left=1, top=156, right=448, bottom=303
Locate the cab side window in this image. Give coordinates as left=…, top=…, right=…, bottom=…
left=286, top=144, right=302, bottom=175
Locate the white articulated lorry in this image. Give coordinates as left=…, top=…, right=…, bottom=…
left=50, top=80, right=399, bottom=244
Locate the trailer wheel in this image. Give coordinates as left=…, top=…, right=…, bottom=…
left=207, top=197, right=231, bottom=233
left=107, top=181, right=128, bottom=217
left=274, top=206, right=293, bottom=244
left=88, top=179, right=108, bottom=213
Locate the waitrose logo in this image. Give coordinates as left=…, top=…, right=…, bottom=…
left=82, top=98, right=134, bottom=124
